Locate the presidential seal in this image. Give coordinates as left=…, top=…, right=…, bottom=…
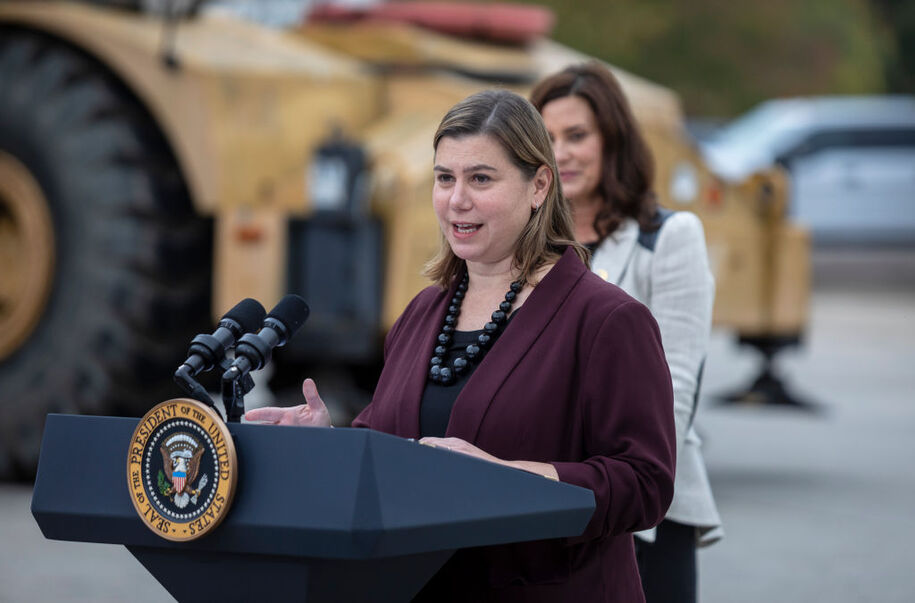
left=127, top=398, right=237, bottom=541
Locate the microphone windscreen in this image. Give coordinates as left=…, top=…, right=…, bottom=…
left=224, top=298, right=267, bottom=334
left=267, top=294, right=310, bottom=336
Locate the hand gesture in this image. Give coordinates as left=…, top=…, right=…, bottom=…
left=244, top=378, right=332, bottom=428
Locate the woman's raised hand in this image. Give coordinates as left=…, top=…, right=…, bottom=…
left=244, top=378, right=332, bottom=427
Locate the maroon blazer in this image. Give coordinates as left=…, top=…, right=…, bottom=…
left=353, top=247, right=675, bottom=602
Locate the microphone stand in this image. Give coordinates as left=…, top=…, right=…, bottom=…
left=174, top=359, right=254, bottom=423
left=174, top=364, right=219, bottom=410
left=222, top=361, right=256, bottom=423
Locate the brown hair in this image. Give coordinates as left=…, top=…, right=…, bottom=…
left=530, top=62, right=657, bottom=240
left=424, top=89, right=588, bottom=288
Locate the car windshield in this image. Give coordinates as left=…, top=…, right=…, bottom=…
left=710, top=102, right=806, bottom=152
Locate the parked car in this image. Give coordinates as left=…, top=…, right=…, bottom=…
left=701, top=96, right=915, bottom=244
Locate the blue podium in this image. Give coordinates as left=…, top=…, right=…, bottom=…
left=32, top=414, right=595, bottom=601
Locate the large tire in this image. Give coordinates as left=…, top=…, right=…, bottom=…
left=0, top=29, right=212, bottom=479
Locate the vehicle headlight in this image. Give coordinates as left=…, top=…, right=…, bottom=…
left=308, top=155, right=349, bottom=211
left=669, top=161, right=699, bottom=205
left=307, top=138, right=368, bottom=214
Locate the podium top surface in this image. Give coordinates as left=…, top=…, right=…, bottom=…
left=32, top=414, right=594, bottom=559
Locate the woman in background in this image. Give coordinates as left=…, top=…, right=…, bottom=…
left=532, top=63, right=723, bottom=603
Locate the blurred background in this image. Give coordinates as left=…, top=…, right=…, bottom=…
left=1, top=0, right=913, bottom=601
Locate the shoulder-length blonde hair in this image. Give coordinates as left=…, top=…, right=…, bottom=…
left=424, top=89, right=588, bottom=288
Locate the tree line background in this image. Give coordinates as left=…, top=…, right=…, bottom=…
left=511, top=0, right=914, bottom=117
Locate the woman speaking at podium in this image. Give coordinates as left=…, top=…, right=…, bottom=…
left=247, top=90, right=675, bottom=602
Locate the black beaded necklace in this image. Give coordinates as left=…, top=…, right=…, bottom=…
left=428, top=272, right=524, bottom=385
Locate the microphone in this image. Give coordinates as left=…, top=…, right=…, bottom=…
left=224, top=294, right=310, bottom=378
left=176, top=298, right=266, bottom=378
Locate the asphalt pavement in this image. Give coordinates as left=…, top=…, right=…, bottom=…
left=2, top=250, right=913, bottom=602
left=698, top=280, right=915, bottom=602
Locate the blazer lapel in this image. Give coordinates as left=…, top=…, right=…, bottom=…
left=446, top=248, right=587, bottom=442
left=592, top=219, right=639, bottom=285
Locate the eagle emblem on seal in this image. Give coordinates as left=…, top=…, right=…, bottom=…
left=158, top=433, right=209, bottom=509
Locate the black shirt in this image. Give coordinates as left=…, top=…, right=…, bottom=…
left=419, top=313, right=517, bottom=437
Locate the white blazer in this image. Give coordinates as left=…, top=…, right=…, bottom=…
left=591, top=211, right=723, bottom=546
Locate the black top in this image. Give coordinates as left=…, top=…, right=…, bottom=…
left=583, top=240, right=600, bottom=253
left=419, top=313, right=518, bottom=438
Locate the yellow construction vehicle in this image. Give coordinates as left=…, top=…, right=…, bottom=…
left=0, top=1, right=809, bottom=478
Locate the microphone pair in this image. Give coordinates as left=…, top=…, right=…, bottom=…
left=177, top=294, right=310, bottom=385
